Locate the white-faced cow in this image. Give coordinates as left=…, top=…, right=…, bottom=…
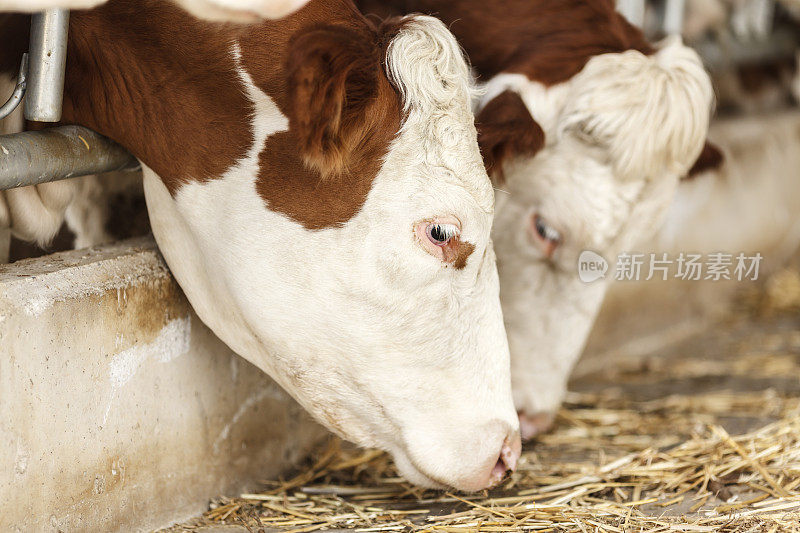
left=0, top=0, right=521, bottom=490
left=359, top=0, right=716, bottom=438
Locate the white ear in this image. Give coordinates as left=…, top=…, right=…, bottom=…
left=560, top=36, right=714, bottom=181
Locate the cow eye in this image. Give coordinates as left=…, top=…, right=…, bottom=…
left=531, top=214, right=562, bottom=258
left=427, top=223, right=459, bottom=246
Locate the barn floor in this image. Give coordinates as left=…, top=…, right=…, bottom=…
left=164, top=270, right=800, bottom=532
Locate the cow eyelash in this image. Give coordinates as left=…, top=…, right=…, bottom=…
left=427, top=223, right=459, bottom=246
left=534, top=215, right=561, bottom=244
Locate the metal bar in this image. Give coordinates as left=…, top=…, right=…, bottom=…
left=662, top=0, right=686, bottom=35
left=617, top=0, right=646, bottom=28
left=0, top=54, right=28, bottom=122
left=24, top=9, right=69, bottom=122
left=0, top=126, right=138, bottom=190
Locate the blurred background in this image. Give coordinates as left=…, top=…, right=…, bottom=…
left=581, top=0, right=800, bottom=374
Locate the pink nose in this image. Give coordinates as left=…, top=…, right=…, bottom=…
left=456, top=430, right=521, bottom=492
left=518, top=411, right=555, bottom=441
left=487, top=434, right=522, bottom=488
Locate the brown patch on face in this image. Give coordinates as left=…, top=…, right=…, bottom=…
left=254, top=17, right=404, bottom=229
left=285, top=22, right=401, bottom=179
left=357, top=0, right=655, bottom=85
left=686, top=141, right=724, bottom=178
left=448, top=240, right=475, bottom=270
left=255, top=125, right=391, bottom=229
left=476, top=90, right=545, bottom=183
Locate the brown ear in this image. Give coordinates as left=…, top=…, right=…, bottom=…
left=286, top=24, right=388, bottom=178
left=476, top=90, right=545, bottom=183
left=685, top=141, right=724, bottom=178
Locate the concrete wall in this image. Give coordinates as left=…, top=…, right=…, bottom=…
left=0, top=237, right=326, bottom=532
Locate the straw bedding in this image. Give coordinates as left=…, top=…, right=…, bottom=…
left=170, top=272, right=800, bottom=532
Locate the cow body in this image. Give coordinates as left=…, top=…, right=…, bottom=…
left=0, top=0, right=520, bottom=490
left=359, top=0, right=714, bottom=437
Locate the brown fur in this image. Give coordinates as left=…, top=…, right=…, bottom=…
left=0, top=0, right=404, bottom=230
left=285, top=22, right=402, bottom=179
left=0, top=14, right=29, bottom=75
left=357, top=0, right=653, bottom=85
left=449, top=240, right=475, bottom=270
left=687, top=141, right=724, bottom=177
left=476, top=90, right=545, bottom=183
left=249, top=15, right=403, bottom=228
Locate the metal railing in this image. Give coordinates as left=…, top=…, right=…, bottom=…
left=616, top=0, right=800, bottom=71
left=0, top=9, right=136, bottom=192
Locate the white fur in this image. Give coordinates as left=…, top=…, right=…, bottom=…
left=386, top=15, right=492, bottom=209
left=145, top=20, right=518, bottom=492
left=483, top=39, right=713, bottom=423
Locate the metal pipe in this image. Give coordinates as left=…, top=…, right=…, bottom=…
left=24, top=9, right=69, bottom=123
left=617, top=0, right=646, bottom=28
left=663, top=0, right=686, bottom=35
left=0, top=126, right=138, bottom=190
left=0, top=54, right=28, bottom=122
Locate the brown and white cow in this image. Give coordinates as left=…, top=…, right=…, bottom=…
left=359, top=0, right=715, bottom=438
left=0, top=0, right=521, bottom=490
left=0, top=0, right=312, bottom=259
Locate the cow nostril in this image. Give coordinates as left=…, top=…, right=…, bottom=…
left=487, top=438, right=520, bottom=488
left=488, top=456, right=508, bottom=487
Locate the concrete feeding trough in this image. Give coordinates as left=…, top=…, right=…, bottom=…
left=0, top=237, right=325, bottom=531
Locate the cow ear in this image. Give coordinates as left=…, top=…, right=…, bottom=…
left=286, top=25, right=385, bottom=178
left=685, top=141, right=724, bottom=179
left=476, top=90, right=545, bottom=184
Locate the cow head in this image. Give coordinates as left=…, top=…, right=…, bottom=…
left=476, top=37, right=714, bottom=439
left=143, top=14, right=519, bottom=491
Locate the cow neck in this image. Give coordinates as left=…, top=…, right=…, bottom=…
left=60, top=0, right=375, bottom=198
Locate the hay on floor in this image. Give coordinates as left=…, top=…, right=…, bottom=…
left=185, top=386, right=800, bottom=532
left=168, top=276, right=800, bottom=532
